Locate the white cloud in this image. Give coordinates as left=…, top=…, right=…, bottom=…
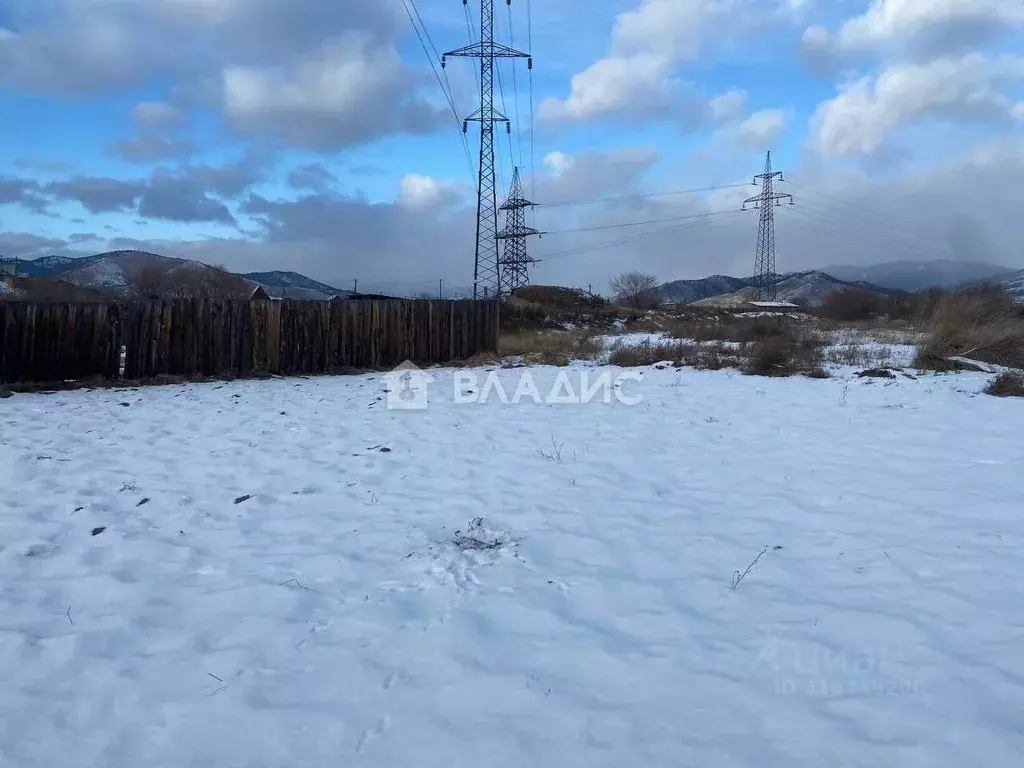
left=397, top=174, right=442, bottom=209
left=803, top=0, right=1024, bottom=60
left=221, top=36, right=442, bottom=149
left=733, top=108, right=792, bottom=148
left=810, top=53, right=1024, bottom=157
left=709, top=90, right=749, bottom=123
left=396, top=174, right=462, bottom=211
left=539, top=0, right=718, bottom=123
left=539, top=53, right=676, bottom=122
left=543, top=152, right=575, bottom=177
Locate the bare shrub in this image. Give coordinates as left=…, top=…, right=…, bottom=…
left=915, top=288, right=1024, bottom=371
left=742, top=335, right=827, bottom=378
left=819, top=289, right=886, bottom=321
left=983, top=372, right=1024, bottom=398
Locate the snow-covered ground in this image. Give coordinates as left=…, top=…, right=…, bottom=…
left=2, top=366, right=1023, bottom=767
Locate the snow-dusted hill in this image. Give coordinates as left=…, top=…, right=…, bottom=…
left=241, top=270, right=353, bottom=300
left=691, top=271, right=885, bottom=307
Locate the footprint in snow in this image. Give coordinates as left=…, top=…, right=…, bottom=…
left=354, top=716, right=391, bottom=752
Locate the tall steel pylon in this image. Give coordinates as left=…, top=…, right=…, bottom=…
left=442, top=0, right=531, bottom=298
left=742, top=151, right=793, bottom=301
left=496, top=166, right=542, bottom=294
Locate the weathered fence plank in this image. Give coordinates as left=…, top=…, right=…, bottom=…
left=0, top=298, right=499, bottom=384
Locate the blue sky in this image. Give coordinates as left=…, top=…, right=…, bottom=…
left=1, top=0, right=1023, bottom=292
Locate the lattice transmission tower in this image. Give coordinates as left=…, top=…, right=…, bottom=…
left=496, top=167, right=542, bottom=294
left=742, top=151, right=793, bottom=301
left=442, top=0, right=532, bottom=298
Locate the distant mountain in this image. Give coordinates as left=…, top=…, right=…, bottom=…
left=241, top=271, right=354, bottom=300
left=1, top=253, right=353, bottom=300
left=659, top=275, right=750, bottom=304
left=59, top=250, right=187, bottom=292
left=659, top=270, right=887, bottom=307
left=822, top=260, right=1016, bottom=292
left=0, top=253, right=103, bottom=278
left=690, top=271, right=889, bottom=308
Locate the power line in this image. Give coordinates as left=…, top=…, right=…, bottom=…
left=536, top=210, right=744, bottom=262
left=777, top=205, right=947, bottom=262
left=400, top=0, right=475, bottom=186
left=507, top=2, right=525, bottom=170
left=778, top=192, right=959, bottom=260
left=544, top=207, right=742, bottom=236
left=494, top=61, right=515, bottom=188
left=539, top=182, right=749, bottom=209
left=781, top=180, right=947, bottom=245
left=527, top=0, right=536, bottom=230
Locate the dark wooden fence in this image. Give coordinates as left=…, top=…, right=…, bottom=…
left=0, top=298, right=500, bottom=385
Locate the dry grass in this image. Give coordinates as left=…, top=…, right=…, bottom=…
left=499, top=330, right=602, bottom=366
left=823, top=342, right=896, bottom=368
left=914, top=291, right=1024, bottom=371
left=607, top=322, right=827, bottom=379
left=741, top=336, right=828, bottom=378
left=984, top=371, right=1024, bottom=398
left=607, top=340, right=736, bottom=369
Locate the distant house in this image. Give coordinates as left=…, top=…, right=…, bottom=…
left=249, top=285, right=271, bottom=300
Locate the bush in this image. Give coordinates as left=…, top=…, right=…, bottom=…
left=819, top=289, right=885, bottom=321
left=741, top=336, right=827, bottom=378
left=984, top=372, right=1024, bottom=398
left=915, top=288, right=1024, bottom=371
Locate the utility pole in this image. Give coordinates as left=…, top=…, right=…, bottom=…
left=497, top=167, right=543, bottom=295
left=443, top=0, right=532, bottom=299
left=743, top=151, right=793, bottom=302
left=439, top=278, right=444, bottom=299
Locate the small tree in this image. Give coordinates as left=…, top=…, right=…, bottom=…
left=610, top=271, right=660, bottom=308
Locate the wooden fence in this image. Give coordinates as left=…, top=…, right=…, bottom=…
left=0, top=298, right=500, bottom=385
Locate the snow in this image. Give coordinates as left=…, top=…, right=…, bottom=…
left=2, top=367, right=1024, bottom=767
left=598, top=331, right=666, bottom=348
left=67, top=258, right=130, bottom=290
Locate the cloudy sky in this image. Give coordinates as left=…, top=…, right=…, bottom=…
left=1, top=0, right=1022, bottom=294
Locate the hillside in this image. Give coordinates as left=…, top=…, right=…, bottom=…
left=658, top=275, right=750, bottom=304
left=241, top=270, right=353, bottom=300
left=823, top=259, right=1015, bottom=292
left=691, top=270, right=887, bottom=307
